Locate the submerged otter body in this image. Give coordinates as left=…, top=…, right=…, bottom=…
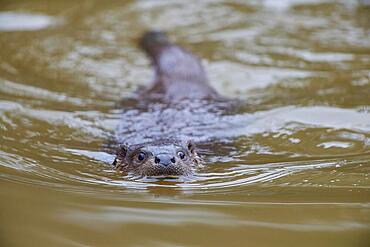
left=113, top=31, right=234, bottom=177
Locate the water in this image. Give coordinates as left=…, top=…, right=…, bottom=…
left=1, top=0, right=370, bottom=246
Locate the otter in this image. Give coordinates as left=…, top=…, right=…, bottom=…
left=113, top=31, right=234, bottom=177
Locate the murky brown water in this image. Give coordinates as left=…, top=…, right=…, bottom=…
left=1, top=0, right=370, bottom=246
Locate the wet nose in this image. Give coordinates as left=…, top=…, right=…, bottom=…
left=154, top=154, right=176, bottom=166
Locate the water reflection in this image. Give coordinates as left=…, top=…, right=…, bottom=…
left=0, top=12, right=59, bottom=31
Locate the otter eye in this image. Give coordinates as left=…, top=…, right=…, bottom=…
left=177, top=151, right=185, bottom=160
left=137, top=152, right=146, bottom=161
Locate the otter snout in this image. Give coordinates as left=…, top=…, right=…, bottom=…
left=154, top=154, right=176, bottom=166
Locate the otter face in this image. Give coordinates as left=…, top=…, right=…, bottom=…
left=113, top=140, right=202, bottom=177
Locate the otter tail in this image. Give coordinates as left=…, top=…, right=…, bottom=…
left=139, top=30, right=217, bottom=100
left=139, top=31, right=171, bottom=61
left=139, top=30, right=206, bottom=82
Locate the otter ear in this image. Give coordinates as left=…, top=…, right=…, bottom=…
left=116, top=144, right=128, bottom=157
left=186, top=140, right=196, bottom=155
left=113, top=144, right=128, bottom=166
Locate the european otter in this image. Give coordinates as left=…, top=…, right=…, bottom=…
left=113, top=31, right=232, bottom=177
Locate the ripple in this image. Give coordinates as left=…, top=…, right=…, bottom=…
left=317, top=141, right=353, bottom=149
left=62, top=204, right=370, bottom=231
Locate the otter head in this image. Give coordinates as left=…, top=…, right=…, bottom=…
left=113, top=140, right=202, bottom=177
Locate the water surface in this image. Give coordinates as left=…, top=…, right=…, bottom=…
left=0, top=0, right=369, bottom=246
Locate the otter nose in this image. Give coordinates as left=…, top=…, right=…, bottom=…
left=154, top=155, right=175, bottom=166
